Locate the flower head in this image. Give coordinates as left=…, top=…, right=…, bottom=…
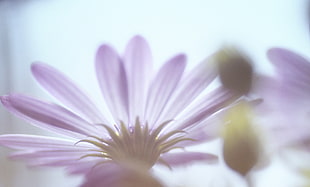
left=257, top=47, right=310, bottom=150
left=0, top=36, right=236, bottom=181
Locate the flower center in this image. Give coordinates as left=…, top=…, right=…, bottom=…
left=78, top=118, right=192, bottom=169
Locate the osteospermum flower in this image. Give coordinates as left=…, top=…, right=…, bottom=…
left=0, top=36, right=236, bottom=183
left=257, top=47, right=310, bottom=150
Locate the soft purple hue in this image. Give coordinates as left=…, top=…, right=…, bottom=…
left=80, top=163, right=164, bottom=187
left=0, top=36, right=236, bottom=185
left=257, top=47, right=310, bottom=150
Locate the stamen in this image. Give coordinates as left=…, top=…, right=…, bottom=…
left=77, top=119, right=193, bottom=169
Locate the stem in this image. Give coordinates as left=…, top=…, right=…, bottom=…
left=245, top=174, right=254, bottom=187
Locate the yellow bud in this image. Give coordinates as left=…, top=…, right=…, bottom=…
left=215, top=47, right=253, bottom=95
left=222, top=102, right=261, bottom=176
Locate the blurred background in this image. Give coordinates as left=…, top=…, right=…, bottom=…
left=0, top=0, right=309, bottom=186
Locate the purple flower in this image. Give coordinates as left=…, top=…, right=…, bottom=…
left=0, top=36, right=235, bottom=180
left=257, top=47, right=310, bottom=150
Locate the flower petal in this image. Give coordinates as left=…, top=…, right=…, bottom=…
left=9, top=149, right=88, bottom=161
left=0, top=95, right=101, bottom=138
left=80, top=163, right=121, bottom=187
left=31, top=63, right=108, bottom=124
left=27, top=158, right=84, bottom=167
left=10, top=150, right=101, bottom=168
left=268, top=47, right=310, bottom=78
left=176, top=116, right=222, bottom=147
left=123, top=36, right=152, bottom=123
left=145, top=54, right=186, bottom=127
left=267, top=48, right=310, bottom=96
left=159, top=152, right=217, bottom=167
left=96, top=45, right=129, bottom=123
left=175, top=87, right=235, bottom=130
left=159, top=56, right=217, bottom=123
left=268, top=48, right=310, bottom=101
left=0, top=134, right=78, bottom=150
left=81, top=163, right=163, bottom=187
left=65, top=159, right=102, bottom=174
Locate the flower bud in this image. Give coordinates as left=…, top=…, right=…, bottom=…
left=215, top=47, right=253, bottom=95
left=222, top=102, right=261, bottom=176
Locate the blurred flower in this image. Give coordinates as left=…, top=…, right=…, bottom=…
left=0, top=36, right=236, bottom=183
left=221, top=102, right=262, bottom=176
left=256, top=47, right=310, bottom=150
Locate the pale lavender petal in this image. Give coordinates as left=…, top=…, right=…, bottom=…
left=174, top=87, right=235, bottom=130
left=159, top=57, right=217, bottom=123
left=14, top=151, right=101, bottom=168
left=31, top=63, right=108, bottom=124
left=9, top=149, right=88, bottom=160
left=0, top=135, right=94, bottom=167
left=96, top=45, right=129, bottom=123
left=123, top=36, right=152, bottom=123
left=175, top=116, right=222, bottom=147
left=267, top=48, right=310, bottom=96
left=81, top=163, right=163, bottom=187
left=0, top=95, right=101, bottom=138
left=28, top=158, right=84, bottom=167
left=80, top=163, right=121, bottom=187
left=177, top=98, right=259, bottom=147
left=268, top=48, right=310, bottom=78
left=0, top=134, right=84, bottom=150
left=145, top=54, right=186, bottom=127
left=268, top=121, right=310, bottom=151
left=159, top=152, right=217, bottom=167
left=66, top=159, right=102, bottom=174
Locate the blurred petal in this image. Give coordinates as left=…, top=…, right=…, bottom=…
left=0, top=95, right=100, bottom=138
left=0, top=134, right=78, bottom=149
left=81, top=163, right=163, bottom=187
left=27, top=158, right=84, bottom=167
left=96, top=45, right=129, bottom=122
left=65, top=159, right=102, bottom=174
left=268, top=48, right=310, bottom=77
left=159, top=56, right=217, bottom=122
left=175, top=87, right=235, bottom=130
left=9, top=149, right=87, bottom=163
left=267, top=48, right=310, bottom=96
left=159, top=152, right=217, bottom=167
left=176, top=115, right=222, bottom=147
left=31, top=63, right=108, bottom=124
left=145, top=54, right=186, bottom=127
left=123, top=36, right=152, bottom=123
